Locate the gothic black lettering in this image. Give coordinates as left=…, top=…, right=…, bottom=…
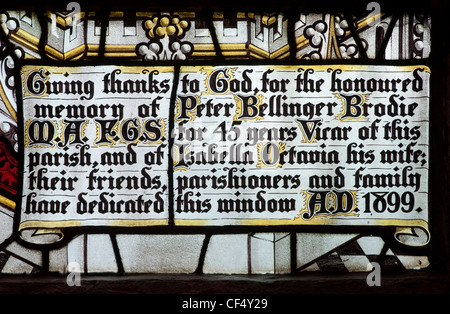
left=26, top=69, right=95, bottom=100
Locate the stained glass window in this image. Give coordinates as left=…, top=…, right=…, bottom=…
left=0, top=0, right=447, bottom=296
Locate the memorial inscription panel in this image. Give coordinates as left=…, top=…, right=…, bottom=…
left=18, top=64, right=430, bottom=245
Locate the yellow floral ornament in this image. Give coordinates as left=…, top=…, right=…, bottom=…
left=144, top=15, right=190, bottom=39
